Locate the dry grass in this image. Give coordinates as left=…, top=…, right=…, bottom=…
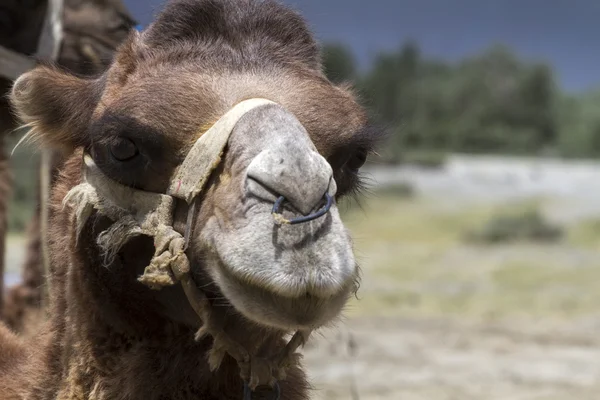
left=340, top=193, right=600, bottom=321
left=568, top=218, right=600, bottom=248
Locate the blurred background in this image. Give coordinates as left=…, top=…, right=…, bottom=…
left=5, top=1, right=600, bottom=399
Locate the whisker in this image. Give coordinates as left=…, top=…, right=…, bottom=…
left=11, top=124, right=39, bottom=156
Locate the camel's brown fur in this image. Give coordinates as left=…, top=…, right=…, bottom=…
left=0, top=1, right=383, bottom=398
left=0, top=0, right=135, bottom=331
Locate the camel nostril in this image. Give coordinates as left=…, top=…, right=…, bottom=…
left=247, top=177, right=322, bottom=217
left=245, top=176, right=281, bottom=203
left=272, top=193, right=333, bottom=225
left=246, top=148, right=334, bottom=215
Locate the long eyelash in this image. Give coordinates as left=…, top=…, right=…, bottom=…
left=353, top=122, right=391, bottom=153
left=336, top=121, right=389, bottom=211
left=344, top=170, right=376, bottom=212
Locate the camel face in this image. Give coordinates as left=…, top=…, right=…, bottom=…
left=79, top=70, right=361, bottom=330
left=9, top=0, right=381, bottom=333
left=192, top=104, right=357, bottom=330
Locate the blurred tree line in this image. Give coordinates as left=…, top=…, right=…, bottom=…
left=323, top=41, right=600, bottom=163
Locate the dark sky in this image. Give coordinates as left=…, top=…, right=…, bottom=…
left=123, top=0, right=599, bottom=92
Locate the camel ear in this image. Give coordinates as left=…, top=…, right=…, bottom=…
left=9, top=66, right=102, bottom=151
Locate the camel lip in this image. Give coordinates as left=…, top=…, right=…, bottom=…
left=217, top=253, right=356, bottom=299
left=211, top=259, right=355, bottom=330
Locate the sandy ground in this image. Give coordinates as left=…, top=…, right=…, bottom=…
left=301, top=244, right=600, bottom=399
left=303, top=316, right=600, bottom=400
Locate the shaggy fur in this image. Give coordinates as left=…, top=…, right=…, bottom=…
left=1, top=1, right=384, bottom=398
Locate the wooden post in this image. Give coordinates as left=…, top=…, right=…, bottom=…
left=36, top=0, right=64, bottom=61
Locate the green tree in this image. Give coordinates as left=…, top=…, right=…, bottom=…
left=360, top=41, right=423, bottom=162
left=557, top=90, right=600, bottom=158
left=321, top=40, right=580, bottom=163
left=517, top=64, right=557, bottom=151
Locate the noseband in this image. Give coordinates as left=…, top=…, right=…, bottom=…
left=64, top=99, right=333, bottom=399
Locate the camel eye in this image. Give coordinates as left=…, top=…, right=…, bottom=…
left=109, top=138, right=138, bottom=161
left=347, top=148, right=368, bottom=171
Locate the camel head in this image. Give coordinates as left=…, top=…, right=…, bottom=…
left=9, top=0, right=382, bottom=333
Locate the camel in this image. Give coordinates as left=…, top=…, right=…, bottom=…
left=0, top=0, right=135, bottom=332
left=0, top=0, right=383, bottom=398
